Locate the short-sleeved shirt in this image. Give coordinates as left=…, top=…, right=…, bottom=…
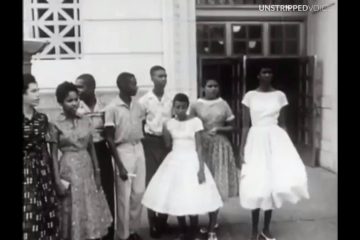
left=138, top=90, right=173, bottom=136
left=104, top=96, right=144, bottom=145
left=76, top=98, right=106, bottom=143
left=190, top=97, right=235, bottom=131
left=241, top=90, right=288, bottom=127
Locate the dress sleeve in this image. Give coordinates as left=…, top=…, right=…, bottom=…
left=83, top=116, right=95, bottom=138
left=223, top=100, right=235, bottom=122
left=279, top=91, right=289, bottom=108
left=193, top=117, right=204, bottom=132
left=241, top=92, right=251, bottom=107
left=47, top=121, right=59, bottom=144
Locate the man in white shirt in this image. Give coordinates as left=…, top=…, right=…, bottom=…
left=138, top=66, right=173, bottom=238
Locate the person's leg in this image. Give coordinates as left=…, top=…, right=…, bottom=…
left=189, top=215, right=200, bottom=239
left=177, top=216, right=187, bottom=238
left=94, top=140, right=114, bottom=240
left=251, top=209, right=260, bottom=239
left=142, top=136, right=161, bottom=236
left=208, top=210, right=219, bottom=232
left=261, top=210, right=274, bottom=239
left=115, top=144, right=135, bottom=240
left=129, top=143, right=146, bottom=237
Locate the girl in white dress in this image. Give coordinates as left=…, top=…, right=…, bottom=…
left=239, top=68, right=309, bottom=240
left=142, top=93, right=223, bottom=240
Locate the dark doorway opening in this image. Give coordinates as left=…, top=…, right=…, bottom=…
left=198, top=56, right=319, bottom=167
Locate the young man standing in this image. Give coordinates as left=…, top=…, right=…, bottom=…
left=105, top=72, right=145, bottom=240
left=138, top=66, right=173, bottom=238
left=75, top=74, right=114, bottom=240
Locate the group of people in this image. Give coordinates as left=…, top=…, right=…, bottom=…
left=23, top=65, right=309, bottom=240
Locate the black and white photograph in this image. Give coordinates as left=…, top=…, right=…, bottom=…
left=23, top=0, right=337, bottom=240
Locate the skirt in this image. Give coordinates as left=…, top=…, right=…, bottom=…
left=239, top=125, right=310, bottom=210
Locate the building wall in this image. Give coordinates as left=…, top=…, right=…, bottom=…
left=24, top=0, right=197, bottom=114
left=307, top=1, right=337, bottom=172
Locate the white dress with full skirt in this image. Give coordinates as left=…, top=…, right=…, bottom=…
left=240, top=90, right=310, bottom=210
left=142, top=117, right=223, bottom=216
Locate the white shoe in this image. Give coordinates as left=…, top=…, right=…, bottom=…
left=208, top=232, right=218, bottom=240
left=260, top=232, right=276, bottom=240
left=200, top=223, right=219, bottom=234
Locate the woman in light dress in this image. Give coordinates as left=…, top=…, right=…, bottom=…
left=239, top=68, right=309, bottom=240
left=49, top=82, right=112, bottom=240
left=142, top=93, right=223, bottom=240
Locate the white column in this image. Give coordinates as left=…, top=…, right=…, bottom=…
left=162, top=0, right=197, bottom=100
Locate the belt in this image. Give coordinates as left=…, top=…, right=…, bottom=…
left=116, top=140, right=141, bottom=146
left=145, top=133, right=163, bottom=138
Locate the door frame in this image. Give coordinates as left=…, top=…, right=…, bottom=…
left=197, top=54, right=320, bottom=167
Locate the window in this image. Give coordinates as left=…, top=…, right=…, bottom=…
left=197, top=24, right=226, bottom=55
left=232, top=24, right=263, bottom=55
left=270, top=24, right=300, bottom=55
left=30, top=0, right=81, bottom=60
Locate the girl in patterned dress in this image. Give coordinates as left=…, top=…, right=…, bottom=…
left=49, top=82, right=112, bottom=240
left=23, top=74, right=59, bottom=240
left=190, top=79, right=239, bottom=239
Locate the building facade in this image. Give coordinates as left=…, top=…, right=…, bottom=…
left=23, top=0, right=337, bottom=173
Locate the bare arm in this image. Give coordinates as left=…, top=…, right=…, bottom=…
left=162, top=123, right=172, bottom=150
left=195, top=131, right=204, bottom=172
left=87, top=134, right=100, bottom=172
left=240, top=106, right=251, bottom=165
left=278, top=106, right=288, bottom=132
left=215, top=119, right=235, bottom=133
left=195, top=131, right=206, bottom=184
left=104, top=126, right=128, bottom=180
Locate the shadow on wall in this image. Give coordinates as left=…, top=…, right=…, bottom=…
left=36, top=88, right=149, bottom=122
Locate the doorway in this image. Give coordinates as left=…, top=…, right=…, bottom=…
left=198, top=56, right=319, bottom=167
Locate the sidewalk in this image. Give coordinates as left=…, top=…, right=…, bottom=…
left=137, top=167, right=338, bottom=240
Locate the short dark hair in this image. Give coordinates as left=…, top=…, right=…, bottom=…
left=76, top=73, right=96, bottom=90
left=23, top=74, right=37, bottom=94
left=55, top=81, right=79, bottom=104
left=173, top=93, right=189, bottom=107
left=204, top=78, right=219, bottom=87
left=116, top=72, right=135, bottom=90
left=259, top=67, right=273, bottom=74
left=150, top=65, right=165, bottom=76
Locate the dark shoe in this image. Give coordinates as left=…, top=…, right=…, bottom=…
left=174, top=233, right=186, bottom=240
left=149, top=226, right=161, bottom=239
left=160, top=222, right=172, bottom=234
left=127, top=233, right=143, bottom=240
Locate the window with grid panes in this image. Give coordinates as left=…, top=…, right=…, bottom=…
left=197, top=24, right=226, bottom=55
left=270, top=24, right=300, bottom=55
left=30, top=0, right=81, bottom=60
left=232, top=24, right=263, bottom=55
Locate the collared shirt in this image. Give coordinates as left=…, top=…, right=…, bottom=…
left=138, top=90, right=173, bottom=136
left=104, top=95, right=144, bottom=145
left=76, top=99, right=106, bottom=143
left=49, top=112, right=93, bottom=152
